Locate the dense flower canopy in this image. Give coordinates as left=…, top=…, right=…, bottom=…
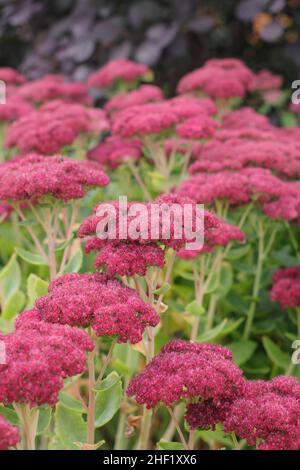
left=271, top=266, right=300, bottom=309
left=0, top=153, right=109, bottom=202
left=223, top=377, right=300, bottom=450
left=87, top=59, right=150, bottom=89
left=127, top=340, right=244, bottom=408
left=5, top=101, right=109, bottom=154
left=0, top=96, right=34, bottom=123
left=0, top=319, right=94, bottom=407
left=0, top=416, right=20, bottom=451
left=24, top=273, right=160, bottom=344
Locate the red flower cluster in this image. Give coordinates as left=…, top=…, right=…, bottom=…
left=0, top=154, right=109, bottom=202
left=271, top=266, right=300, bottom=309
left=105, top=85, right=163, bottom=113
left=223, top=376, right=300, bottom=450
left=176, top=115, right=219, bottom=140
left=0, top=416, right=20, bottom=451
left=5, top=101, right=109, bottom=154
left=127, top=340, right=244, bottom=409
left=88, top=136, right=142, bottom=169
left=0, top=319, right=94, bottom=407
left=26, top=273, right=159, bottom=344
left=18, top=74, right=91, bottom=105
left=177, top=58, right=254, bottom=99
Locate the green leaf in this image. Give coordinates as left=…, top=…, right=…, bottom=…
left=226, top=245, right=250, bottom=260
left=37, top=406, right=52, bottom=435
left=228, top=340, right=257, bottom=366
left=94, top=371, right=122, bottom=392
left=59, top=392, right=86, bottom=414
left=262, top=336, right=290, bottom=369
left=55, top=234, right=74, bottom=252
left=154, top=283, right=171, bottom=295
left=27, top=274, right=49, bottom=308
left=186, top=300, right=205, bottom=316
left=16, top=247, right=47, bottom=266
left=2, top=290, right=25, bottom=320
left=64, top=247, right=83, bottom=274
left=216, top=263, right=233, bottom=298
left=157, top=440, right=185, bottom=450
left=55, top=404, right=86, bottom=449
left=197, top=319, right=228, bottom=342
left=0, top=405, right=19, bottom=426
left=94, top=377, right=122, bottom=428
left=0, top=254, right=21, bottom=308
left=205, top=272, right=219, bottom=294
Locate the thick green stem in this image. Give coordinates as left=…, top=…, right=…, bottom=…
left=14, top=404, right=39, bottom=450
left=243, top=220, right=265, bottom=340
left=138, top=406, right=153, bottom=450
left=87, top=348, right=96, bottom=445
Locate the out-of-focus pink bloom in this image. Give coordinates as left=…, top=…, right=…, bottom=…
left=88, top=136, right=142, bottom=168
left=0, top=67, right=26, bottom=85
left=176, top=115, right=219, bottom=139
left=0, top=96, right=34, bottom=123
left=271, top=266, right=300, bottom=309
left=0, top=416, right=20, bottom=450
left=18, top=75, right=91, bottom=104
left=249, top=70, right=282, bottom=92
left=88, top=60, right=150, bottom=89
left=105, top=85, right=163, bottom=113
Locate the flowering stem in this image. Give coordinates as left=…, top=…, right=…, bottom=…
left=14, top=404, right=39, bottom=450
left=231, top=432, right=240, bottom=450
left=167, top=407, right=189, bottom=450
left=114, top=346, right=133, bottom=450
left=243, top=219, right=265, bottom=340
left=138, top=406, right=153, bottom=450
left=95, top=339, right=117, bottom=388
left=87, top=347, right=96, bottom=445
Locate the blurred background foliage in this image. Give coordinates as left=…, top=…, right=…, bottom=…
left=0, top=0, right=300, bottom=92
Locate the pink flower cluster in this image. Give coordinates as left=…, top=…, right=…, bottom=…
left=17, top=74, right=91, bottom=105
left=0, top=67, right=26, bottom=85
left=25, top=273, right=160, bottom=344
left=0, top=416, right=20, bottom=451
left=177, top=220, right=245, bottom=258
left=105, top=85, right=164, bottom=113
left=223, top=376, right=300, bottom=450
left=78, top=195, right=220, bottom=275
left=87, top=59, right=150, bottom=89
left=0, top=96, right=34, bottom=123
left=177, top=58, right=254, bottom=99
left=0, top=153, right=109, bottom=202
left=5, top=101, right=109, bottom=154
left=111, top=96, right=217, bottom=138
left=0, top=319, right=94, bottom=407
left=88, top=136, right=142, bottom=169
left=127, top=340, right=244, bottom=409
left=271, top=266, right=300, bottom=309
